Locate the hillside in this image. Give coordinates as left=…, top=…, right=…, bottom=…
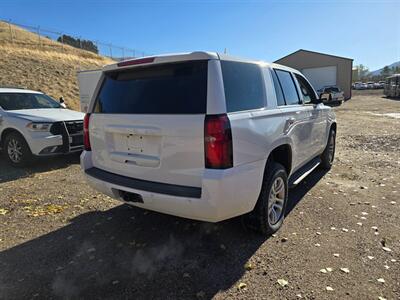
left=370, top=61, right=400, bottom=76
left=0, top=21, right=113, bottom=110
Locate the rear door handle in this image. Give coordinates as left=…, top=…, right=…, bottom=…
left=284, top=117, right=296, bottom=134
left=287, top=117, right=296, bottom=126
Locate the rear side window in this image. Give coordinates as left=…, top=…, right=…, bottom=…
left=221, top=61, right=265, bottom=112
left=275, top=69, right=300, bottom=105
left=271, top=70, right=285, bottom=106
left=94, top=61, right=207, bottom=114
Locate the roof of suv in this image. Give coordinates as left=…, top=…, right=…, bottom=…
left=103, top=51, right=300, bottom=75
left=0, top=88, right=43, bottom=94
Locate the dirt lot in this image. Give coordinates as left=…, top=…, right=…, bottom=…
left=0, top=90, right=398, bottom=299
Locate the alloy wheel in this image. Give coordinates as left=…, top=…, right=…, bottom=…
left=7, top=138, right=22, bottom=163
left=268, top=177, right=285, bottom=225
left=328, top=133, right=335, bottom=163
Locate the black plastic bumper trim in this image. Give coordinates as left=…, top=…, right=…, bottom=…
left=85, top=167, right=202, bottom=198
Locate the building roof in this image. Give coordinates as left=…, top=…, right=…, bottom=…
left=275, top=49, right=353, bottom=63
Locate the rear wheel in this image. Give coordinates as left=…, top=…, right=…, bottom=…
left=243, top=162, right=288, bottom=236
left=3, top=132, right=33, bottom=167
left=320, top=128, right=336, bottom=170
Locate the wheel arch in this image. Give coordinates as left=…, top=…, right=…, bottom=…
left=330, top=122, right=337, bottom=133
left=1, top=127, right=27, bottom=147
left=266, top=143, right=292, bottom=176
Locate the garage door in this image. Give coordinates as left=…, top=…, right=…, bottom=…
left=301, top=66, right=337, bottom=91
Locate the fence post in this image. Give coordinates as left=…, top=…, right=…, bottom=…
left=8, top=20, right=13, bottom=43
left=37, top=26, right=41, bottom=48
left=79, top=36, right=83, bottom=49
left=109, top=44, right=113, bottom=59
left=60, top=32, right=64, bottom=51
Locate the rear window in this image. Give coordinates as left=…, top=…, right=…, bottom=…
left=94, top=61, right=208, bottom=114
left=326, top=87, right=339, bottom=92
left=220, top=61, right=265, bottom=112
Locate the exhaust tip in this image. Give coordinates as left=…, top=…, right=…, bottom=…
left=118, top=190, right=144, bottom=203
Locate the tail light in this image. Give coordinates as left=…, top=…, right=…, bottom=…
left=204, top=114, right=233, bottom=169
left=83, top=113, right=91, bottom=151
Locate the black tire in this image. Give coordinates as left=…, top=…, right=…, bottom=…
left=3, top=132, right=33, bottom=167
left=243, top=162, right=288, bottom=236
left=320, top=128, right=336, bottom=170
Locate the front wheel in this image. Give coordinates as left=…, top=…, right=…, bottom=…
left=3, top=132, right=33, bottom=167
left=243, top=162, right=288, bottom=236
left=320, top=128, right=336, bottom=170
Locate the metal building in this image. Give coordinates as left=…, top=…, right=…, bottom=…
left=275, top=49, right=353, bottom=100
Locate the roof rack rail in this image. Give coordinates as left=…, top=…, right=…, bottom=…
left=0, top=86, right=27, bottom=89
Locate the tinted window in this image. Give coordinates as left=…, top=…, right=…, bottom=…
left=295, top=74, right=317, bottom=104
left=275, top=70, right=300, bottom=105
left=221, top=61, right=265, bottom=112
left=326, top=87, right=339, bottom=93
left=95, top=61, right=207, bottom=114
left=0, top=93, right=61, bottom=110
left=271, top=70, right=285, bottom=106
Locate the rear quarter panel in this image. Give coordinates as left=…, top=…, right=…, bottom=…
left=228, top=65, right=290, bottom=168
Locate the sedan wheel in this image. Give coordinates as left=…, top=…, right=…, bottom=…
left=328, top=132, right=336, bottom=163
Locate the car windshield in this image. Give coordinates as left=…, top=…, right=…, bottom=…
left=0, top=93, right=62, bottom=110
left=326, top=87, right=339, bottom=92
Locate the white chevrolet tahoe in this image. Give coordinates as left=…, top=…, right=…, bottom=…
left=80, top=52, right=336, bottom=235
left=0, top=88, right=85, bottom=166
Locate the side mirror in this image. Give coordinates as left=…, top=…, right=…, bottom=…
left=313, top=98, right=323, bottom=105
left=59, top=97, right=67, bottom=108
left=312, top=97, right=324, bottom=105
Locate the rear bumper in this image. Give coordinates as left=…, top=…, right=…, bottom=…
left=81, top=151, right=265, bottom=222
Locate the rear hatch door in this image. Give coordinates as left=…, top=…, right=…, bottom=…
left=89, top=60, right=208, bottom=188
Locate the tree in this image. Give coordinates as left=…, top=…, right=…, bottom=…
left=381, top=65, right=391, bottom=77
left=57, top=34, right=98, bottom=54
left=353, top=64, right=370, bottom=81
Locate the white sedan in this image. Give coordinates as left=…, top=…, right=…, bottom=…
left=0, top=88, right=84, bottom=167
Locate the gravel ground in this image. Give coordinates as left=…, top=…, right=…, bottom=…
left=0, top=90, right=399, bottom=299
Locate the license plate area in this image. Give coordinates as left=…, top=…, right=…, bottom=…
left=107, top=133, right=162, bottom=168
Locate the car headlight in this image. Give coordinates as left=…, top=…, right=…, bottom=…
left=26, top=122, right=52, bottom=132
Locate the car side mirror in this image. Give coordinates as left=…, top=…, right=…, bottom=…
left=312, top=97, right=324, bottom=105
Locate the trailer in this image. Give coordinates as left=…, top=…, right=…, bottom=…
left=77, top=69, right=102, bottom=113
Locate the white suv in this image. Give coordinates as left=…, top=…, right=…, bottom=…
left=80, top=52, right=336, bottom=234
left=0, top=88, right=85, bottom=166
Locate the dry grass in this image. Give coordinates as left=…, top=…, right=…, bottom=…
left=0, top=21, right=113, bottom=110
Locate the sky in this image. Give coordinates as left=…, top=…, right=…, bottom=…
left=0, top=0, right=399, bottom=71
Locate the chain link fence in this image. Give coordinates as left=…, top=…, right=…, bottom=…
left=1, top=19, right=151, bottom=60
